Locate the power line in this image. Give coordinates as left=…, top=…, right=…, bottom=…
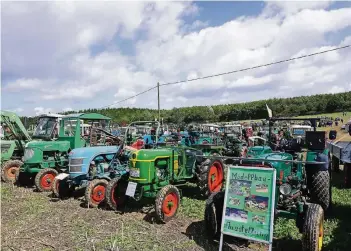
left=102, top=44, right=350, bottom=108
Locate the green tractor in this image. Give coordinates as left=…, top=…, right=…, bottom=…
left=1, top=110, right=32, bottom=183
left=16, top=113, right=118, bottom=192
left=204, top=118, right=332, bottom=251
left=105, top=146, right=225, bottom=222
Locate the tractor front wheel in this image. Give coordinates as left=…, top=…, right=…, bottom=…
left=85, top=179, right=108, bottom=208
left=309, top=170, right=330, bottom=211
left=105, top=177, right=128, bottom=210
left=204, top=191, right=225, bottom=240
left=155, top=185, right=180, bottom=223
left=52, top=178, right=74, bottom=199
left=35, top=168, right=58, bottom=192
left=302, top=203, right=324, bottom=251
left=1, top=160, right=23, bottom=183
left=197, top=159, right=225, bottom=196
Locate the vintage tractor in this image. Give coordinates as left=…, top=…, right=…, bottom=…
left=204, top=126, right=332, bottom=251
left=105, top=145, right=225, bottom=222
left=52, top=145, right=129, bottom=208
left=1, top=111, right=32, bottom=183
left=16, top=113, right=119, bottom=192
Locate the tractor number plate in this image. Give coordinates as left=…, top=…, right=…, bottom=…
left=55, top=173, right=69, bottom=180
left=126, top=182, right=137, bottom=197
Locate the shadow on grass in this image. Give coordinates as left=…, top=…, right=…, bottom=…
left=183, top=221, right=250, bottom=251
left=179, top=183, right=207, bottom=200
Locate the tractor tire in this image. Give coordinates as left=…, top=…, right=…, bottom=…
left=204, top=191, right=225, bottom=240
left=52, top=178, right=74, bottom=199
left=302, top=203, right=324, bottom=251
left=85, top=179, right=108, bottom=208
left=35, top=168, right=59, bottom=192
left=1, top=160, right=23, bottom=183
left=197, top=158, right=225, bottom=196
left=155, top=185, right=180, bottom=223
left=309, top=171, right=330, bottom=211
left=105, top=177, right=129, bottom=210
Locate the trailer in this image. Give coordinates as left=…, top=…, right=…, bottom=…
left=327, top=141, right=351, bottom=187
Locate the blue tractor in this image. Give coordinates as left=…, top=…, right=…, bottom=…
left=52, top=145, right=130, bottom=208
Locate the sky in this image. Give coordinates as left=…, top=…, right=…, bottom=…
left=1, top=1, right=351, bottom=116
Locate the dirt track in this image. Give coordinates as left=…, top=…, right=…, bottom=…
left=1, top=184, right=254, bottom=251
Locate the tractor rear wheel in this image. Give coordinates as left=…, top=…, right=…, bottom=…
left=1, top=160, right=23, bottom=183
left=309, top=170, right=330, bottom=211
left=35, top=168, right=58, bottom=192
left=52, top=178, right=74, bottom=199
left=105, top=177, right=128, bottom=210
left=85, top=179, right=108, bottom=208
left=204, top=191, right=225, bottom=240
left=302, top=203, right=324, bottom=251
left=155, top=185, right=180, bottom=223
left=197, top=158, right=225, bottom=196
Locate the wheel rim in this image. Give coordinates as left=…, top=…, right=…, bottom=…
left=318, top=220, right=323, bottom=251
left=91, top=185, right=106, bottom=204
left=6, top=166, right=18, bottom=179
left=111, top=181, right=126, bottom=207
left=208, top=161, right=224, bottom=192
left=162, top=192, right=178, bottom=217
left=41, top=173, right=55, bottom=189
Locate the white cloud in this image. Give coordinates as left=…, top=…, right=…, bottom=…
left=1, top=1, right=351, bottom=115
left=63, top=107, right=73, bottom=112
left=34, top=107, right=53, bottom=116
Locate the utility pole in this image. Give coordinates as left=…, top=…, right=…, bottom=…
left=157, top=82, right=161, bottom=122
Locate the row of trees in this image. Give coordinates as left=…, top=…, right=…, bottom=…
left=22, top=92, right=351, bottom=126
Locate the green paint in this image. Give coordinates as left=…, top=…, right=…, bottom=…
left=222, top=166, right=276, bottom=243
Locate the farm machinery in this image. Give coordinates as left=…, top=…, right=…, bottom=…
left=16, top=113, right=121, bottom=192
left=51, top=121, right=157, bottom=207
left=1, top=110, right=32, bottom=183
left=52, top=145, right=130, bottom=207
left=204, top=117, right=332, bottom=251
left=106, top=145, right=225, bottom=222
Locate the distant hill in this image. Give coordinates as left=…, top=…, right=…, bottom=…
left=22, top=91, right=351, bottom=126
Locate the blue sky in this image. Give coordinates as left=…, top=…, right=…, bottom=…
left=1, top=1, right=351, bottom=116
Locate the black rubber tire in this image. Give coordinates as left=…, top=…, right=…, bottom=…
left=309, top=170, right=330, bottom=211
left=302, top=203, right=324, bottom=251
left=105, top=177, right=129, bottom=210
left=85, top=179, right=108, bottom=208
left=1, top=160, right=23, bottom=183
left=155, top=185, right=180, bottom=223
left=204, top=191, right=225, bottom=240
left=34, top=168, right=59, bottom=192
left=196, top=158, right=225, bottom=197
left=52, top=178, right=74, bottom=199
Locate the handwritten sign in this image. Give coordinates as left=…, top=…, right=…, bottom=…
left=219, top=166, right=276, bottom=249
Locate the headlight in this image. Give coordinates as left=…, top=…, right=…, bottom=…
left=23, top=148, right=34, bottom=161
left=279, top=184, right=292, bottom=195
left=129, top=168, right=140, bottom=177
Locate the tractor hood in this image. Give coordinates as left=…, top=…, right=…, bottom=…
left=250, top=152, right=293, bottom=161
left=68, top=145, right=120, bottom=178
left=132, top=148, right=173, bottom=160
left=23, top=140, right=71, bottom=164
left=25, top=140, right=71, bottom=151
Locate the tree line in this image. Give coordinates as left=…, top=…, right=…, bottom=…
left=21, top=92, right=351, bottom=127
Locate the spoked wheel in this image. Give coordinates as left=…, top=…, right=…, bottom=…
left=85, top=179, right=108, bottom=208
left=106, top=177, right=129, bottom=210
left=302, top=203, right=324, bottom=251
left=155, top=185, right=180, bottom=223
left=1, top=160, right=23, bottom=183
left=35, top=168, right=58, bottom=192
